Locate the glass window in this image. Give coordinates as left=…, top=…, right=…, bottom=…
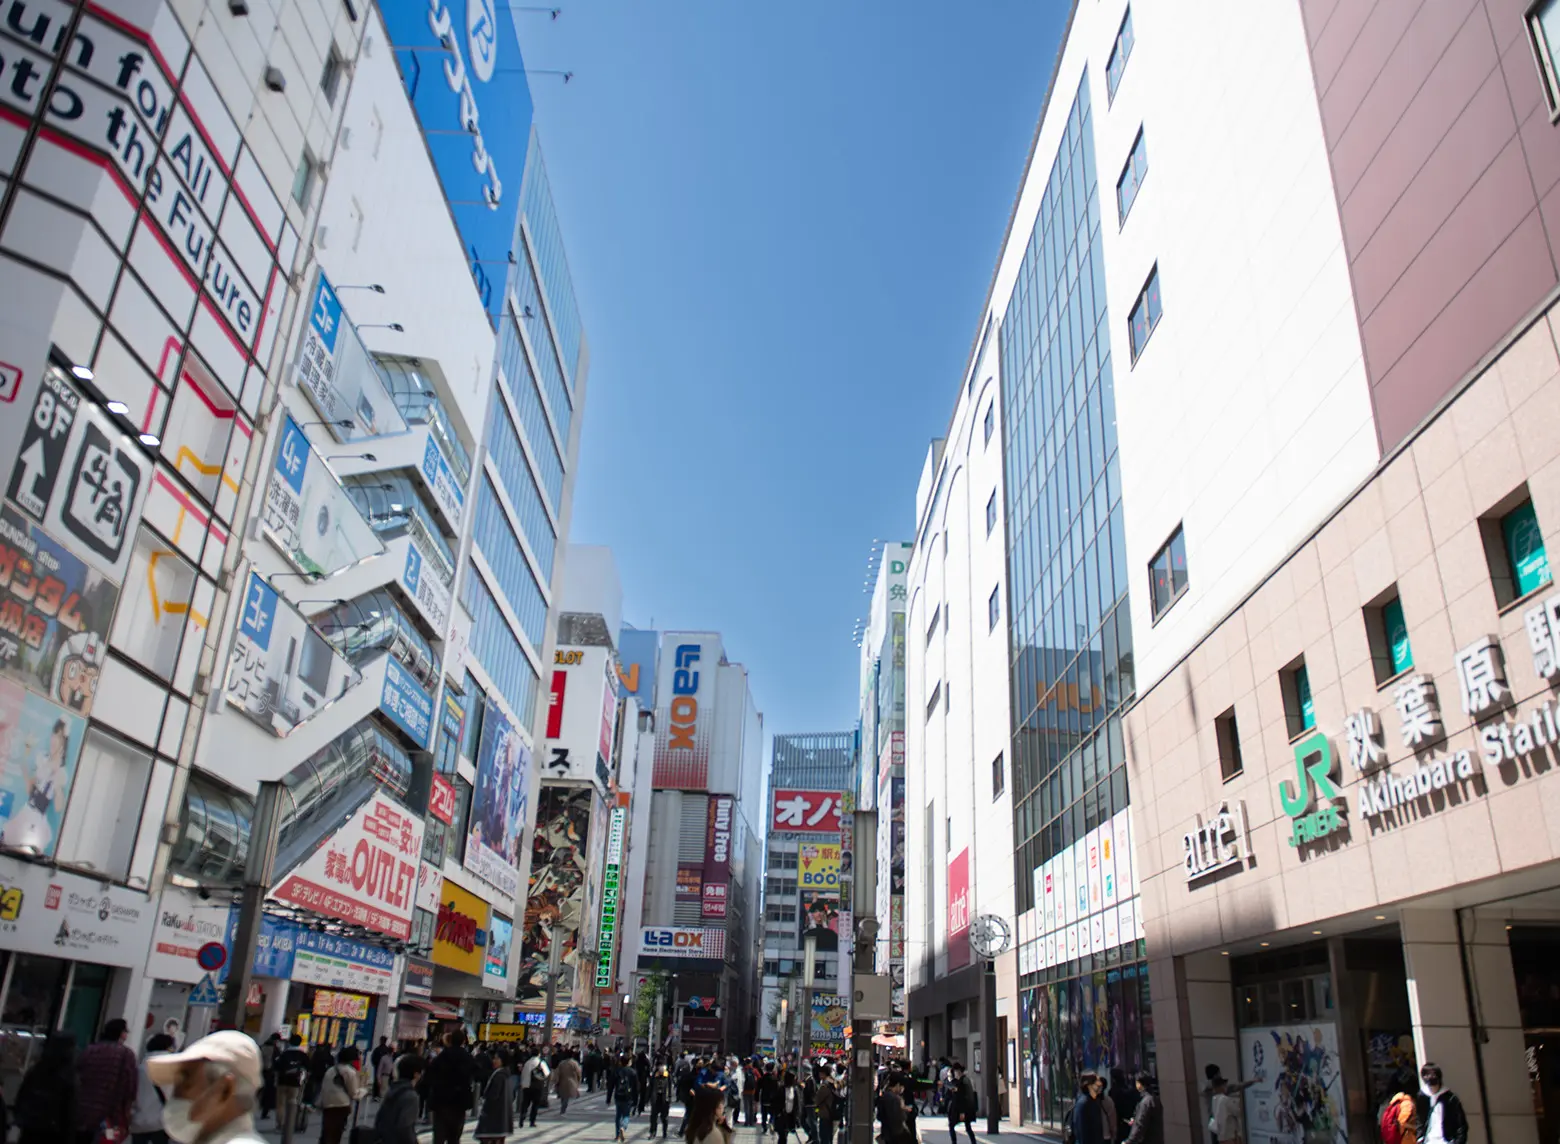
left=984, top=403, right=995, bottom=446
left=460, top=672, right=486, bottom=763
left=1148, top=525, right=1187, bottom=618
left=992, top=752, right=1005, bottom=798
left=471, top=478, right=549, bottom=650
left=483, top=389, right=558, bottom=579
left=926, top=606, right=941, bottom=645
left=291, top=150, right=316, bottom=207
left=1383, top=596, right=1412, bottom=673
left=457, top=572, right=541, bottom=728
left=1284, top=661, right=1315, bottom=735
left=987, top=491, right=998, bottom=536
left=513, top=240, right=574, bottom=443
left=1116, top=129, right=1148, bottom=222
left=320, top=50, right=343, bottom=104
left=519, top=144, right=584, bottom=386
left=1529, top=0, right=1560, bottom=112
left=447, top=777, right=473, bottom=863
left=111, top=530, right=198, bottom=681
left=1216, top=708, right=1243, bottom=781
left=1502, top=499, right=1551, bottom=597
left=1106, top=7, right=1135, bottom=102
left=55, top=727, right=155, bottom=880
left=926, top=683, right=941, bottom=721
left=496, top=310, right=566, bottom=512
left=1129, top=266, right=1162, bottom=361
left=989, top=584, right=1001, bottom=631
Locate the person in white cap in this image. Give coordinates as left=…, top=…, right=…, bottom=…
left=144, top=1030, right=267, bottom=1144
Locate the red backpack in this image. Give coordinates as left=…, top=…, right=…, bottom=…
left=1380, top=1092, right=1414, bottom=1144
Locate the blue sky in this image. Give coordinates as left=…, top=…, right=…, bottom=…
left=524, top=4, right=1066, bottom=743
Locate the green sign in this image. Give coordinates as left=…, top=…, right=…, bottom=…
left=1382, top=597, right=1413, bottom=674
left=595, top=808, right=627, bottom=990
left=1503, top=500, right=1552, bottom=597
left=1278, top=732, right=1344, bottom=847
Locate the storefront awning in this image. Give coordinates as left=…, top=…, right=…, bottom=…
left=403, top=999, right=462, bottom=1019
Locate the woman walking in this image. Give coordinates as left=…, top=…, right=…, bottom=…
left=475, top=1050, right=514, bottom=1144
left=318, top=1046, right=363, bottom=1144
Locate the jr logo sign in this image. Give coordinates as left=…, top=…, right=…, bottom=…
left=1278, top=732, right=1345, bottom=847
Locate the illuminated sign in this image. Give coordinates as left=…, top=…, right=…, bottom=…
left=594, top=806, right=626, bottom=989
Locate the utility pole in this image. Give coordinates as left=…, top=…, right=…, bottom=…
left=542, top=927, right=563, bottom=1046
left=801, top=935, right=817, bottom=1067
left=217, top=783, right=285, bottom=1031
left=849, top=809, right=878, bottom=1144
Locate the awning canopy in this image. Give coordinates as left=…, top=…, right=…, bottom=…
left=403, top=999, right=462, bottom=1019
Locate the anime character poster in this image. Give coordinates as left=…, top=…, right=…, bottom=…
left=465, top=696, right=531, bottom=898
left=1240, top=1023, right=1348, bottom=1144
left=0, top=680, right=87, bottom=855
left=518, top=784, right=592, bottom=1001
left=799, top=842, right=841, bottom=952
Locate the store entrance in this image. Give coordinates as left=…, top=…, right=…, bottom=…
left=1511, top=926, right=1560, bottom=1144
left=0, top=953, right=111, bottom=1103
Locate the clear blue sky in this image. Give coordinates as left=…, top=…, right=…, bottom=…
left=523, top=3, right=1066, bottom=743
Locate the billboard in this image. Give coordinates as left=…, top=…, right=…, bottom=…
left=948, top=848, right=971, bottom=970
left=260, top=413, right=383, bottom=578
left=419, top=434, right=466, bottom=532
left=0, top=505, right=118, bottom=717
left=653, top=635, right=717, bottom=788
left=541, top=646, right=613, bottom=793
left=485, top=913, right=513, bottom=987
left=519, top=784, right=592, bottom=1001
left=638, top=926, right=725, bottom=962
left=380, top=0, right=534, bottom=318
left=269, top=791, right=425, bottom=940
left=293, top=269, right=407, bottom=442
left=223, top=572, right=358, bottom=736
left=771, top=788, right=844, bottom=834
left=811, top=992, right=849, bottom=1044
left=0, top=680, right=88, bottom=855
left=400, top=534, right=453, bottom=634
left=594, top=806, right=626, bottom=989
left=466, top=694, right=530, bottom=897
left=1239, top=1023, right=1348, bottom=1144
left=616, top=628, right=657, bottom=706
left=433, top=878, right=491, bottom=977
left=702, top=794, right=733, bottom=919
left=379, top=656, right=434, bottom=750
left=0, top=856, right=153, bottom=969
left=675, top=866, right=702, bottom=904
left=799, top=841, right=841, bottom=952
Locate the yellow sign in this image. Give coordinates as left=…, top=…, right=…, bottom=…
left=799, top=844, right=841, bottom=891
left=478, top=1023, right=530, bottom=1043
left=433, top=879, right=490, bottom=977
left=555, top=650, right=583, bottom=665
left=313, top=991, right=370, bottom=1020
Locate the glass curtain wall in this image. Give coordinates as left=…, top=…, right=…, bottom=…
left=999, top=72, right=1150, bottom=1128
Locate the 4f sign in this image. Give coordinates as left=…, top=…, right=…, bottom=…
left=670, top=644, right=701, bottom=750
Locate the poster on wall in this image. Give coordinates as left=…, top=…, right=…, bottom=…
left=519, top=784, right=592, bottom=1001
left=799, top=841, right=841, bottom=952
left=223, top=572, right=358, bottom=736
left=0, top=504, right=119, bottom=716
left=0, top=680, right=87, bottom=855
left=292, top=269, right=406, bottom=443
left=1239, top=1023, right=1348, bottom=1144
left=465, top=695, right=530, bottom=898
left=259, top=413, right=383, bottom=578
left=485, top=913, right=513, bottom=987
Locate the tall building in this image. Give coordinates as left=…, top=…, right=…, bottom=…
left=633, top=632, right=764, bottom=1053
left=0, top=0, right=590, bottom=1057
left=757, top=731, right=855, bottom=1052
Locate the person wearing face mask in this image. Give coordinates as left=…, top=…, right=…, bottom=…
left=144, top=1030, right=267, bottom=1144
left=1413, top=1064, right=1468, bottom=1144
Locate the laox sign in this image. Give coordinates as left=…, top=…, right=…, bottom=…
left=669, top=644, right=701, bottom=749
left=645, top=929, right=705, bottom=949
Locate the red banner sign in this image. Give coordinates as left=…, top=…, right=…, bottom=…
left=702, top=796, right=732, bottom=919
left=428, top=775, right=456, bottom=825
left=771, top=789, right=843, bottom=834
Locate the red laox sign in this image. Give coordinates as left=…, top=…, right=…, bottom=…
left=703, top=795, right=733, bottom=919
left=947, top=848, right=971, bottom=970
left=272, top=794, right=425, bottom=940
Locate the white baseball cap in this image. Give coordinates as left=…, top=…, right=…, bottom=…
left=146, top=1030, right=264, bottom=1090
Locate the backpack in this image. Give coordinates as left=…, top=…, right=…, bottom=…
left=1380, top=1093, right=1414, bottom=1144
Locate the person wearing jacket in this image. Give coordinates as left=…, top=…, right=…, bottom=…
left=1123, top=1073, right=1163, bottom=1144
left=423, top=1029, right=479, bottom=1144
left=1071, top=1073, right=1107, bottom=1144
left=947, top=1063, right=978, bottom=1144
left=520, top=1050, right=552, bottom=1126
left=775, top=1070, right=804, bottom=1144
left=615, top=1056, right=642, bottom=1142
left=1414, top=1064, right=1469, bottom=1144
left=318, top=1046, right=363, bottom=1144
left=555, top=1051, right=583, bottom=1115
left=475, top=1050, right=514, bottom=1144
left=650, top=1065, right=676, bottom=1138
left=129, top=1032, right=177, bottom=1144
left=15, top=1032, right=76, bottom=1144
left=375, top=1056, right=424, bottom=1144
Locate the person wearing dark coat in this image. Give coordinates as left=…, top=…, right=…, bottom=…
left=15, top=1032, right=75, bottom=1144
left=615, top=1057, right=641, bottom=1141
left=1123, top=1073, right=1163, bottom=1144
left=1071, top=1073, right=1107, bottom=1144
left=1413, top=1064, right=1469, bottom=1144
left=423, top=1030, right=480, bottom=1144
left=475, top=1051, right=515, bottom=1143
left=375, top=1057, right=424, bottom=1144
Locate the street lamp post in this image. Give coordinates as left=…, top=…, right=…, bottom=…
left=801, top=933, right=817, bottom=1068
left=541, top=927, right=563, bottom=1046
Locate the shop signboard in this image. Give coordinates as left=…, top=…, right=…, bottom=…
left=616, top=628, right=657, bottom=705
left=0, top=504, right=119, bottom=716
left=292, top=269, right=406, bottom=443
left=811, top=993, right=849, bottom=1043
left=0, top=855, right=152, bottom=967
left=419, top=435, right=466, bottom=531
left=638, top=926, right=725, bottom=962
left=771, top=788, right=843, bottom=834
left=594, top=806, right=626, bottom=989
left=416, top=861, right=443, bottom=915
left=466, top=695, right=530, bottom=898
left=484, top=913, right=513, bottom=987
left=147, top=885, right=232, bottom=984
left=379, top=656, right=434, bottom=750
left=402, top=956, right=434, bottom=999
left=542, top=646, right=613, bottom=794
left=433, top=878, right=490, bottom=977
left=270, top=791, right=425, bottom=940
left=429, top=775, right=457, bottom=826
left=520, top=784, right=592, bottom=1000
left=313, top=990, right=371, bottom=1020
left=702, top=794, right=732, bottom=919
left=799, top=841, right=841, bottom=952
left=1183, top=801, right=1251, bottom=883
left=652, top=635, right=717, bottom=789
left=224, top=572, right=358, bottom=736
left=0, top=679, right=87, bottom=855
left=477, top=1023, right=530, bottom=1043
left=292, top=931, right=396, bottom=995
left=400, top=534, right=453, bottom=634
left=947, top=849, right=971, bottom=970
left=1239, top=1022, right=1347, bottom=1144
left=259, top=413, right=383, bottom=578
left=675, top=866, right=702, bottom=904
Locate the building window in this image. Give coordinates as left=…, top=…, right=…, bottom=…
left=1528, top=0, right=1560, bottom=113
left=291, top=149, right=317, bottom=207
left=320, top=49, right=344, bottom=104
left=992, top=752, right=1006, bottom=798
left=926, top=605, right=941, bottom=645
left=1148, top=525, right=1188, bottom=619
left=1215, top=708, right=1244, bottom=781
left=1107, top=6, right=1135, bottom=102
left=984, top=403, right=995, bottom=446
left=986, top=490, right=997, bottom=536
left=1129, top=265, right=1162, bottom=361
left=55, top=727, right=156, bottom=881
left=989, top=584, right=1001, bottom=631
left=447, top=777, right=473, bottom=863
left=1282, top=658, right=1315, bottom=738
left=1480, top=493, right=1552, bottom=606
left=1365, top=590, right=1414, bottom=685
left=926, top=683, right=941, bottom=721
left=1116, top=128, right=1149, bottom=222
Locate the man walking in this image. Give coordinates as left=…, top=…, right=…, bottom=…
left=555, top=1050, right=583, bottom=1115
left=423, top=1029, right=479, bottom=1144
left=1414, top=1064, right=1469, bottom=1144
left=75, top=1019, right=138, bottom=1144
left=273, top=1034, right=311, bottom=1144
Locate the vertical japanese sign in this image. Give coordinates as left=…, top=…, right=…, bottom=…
left=260, top=413, right=382, bottom=577
left=947, top=848, right=971, bottom=970
left=595, top=806, right=626, bottom=989
left=702, top=795, right=732, bottom=919
left=223, top=571, right=358, bottom=736
left=653, top=636, right=716, bottom=789
left=293, top=269, right=406, bottom=442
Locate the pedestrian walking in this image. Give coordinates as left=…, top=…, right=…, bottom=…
left=816, top=1067, right=840, bottom=1144
left=520, top=1050, right=552, bottom=1127
left=75, top=1018, right=139, bottom=1144
left=743, top=1060, right=759, bottom=1126
left=273, top=1034, right=311, bottom=1144
left=374, top=1039, right=396, bottom=1102
left=143, top=1030, right=268, bottom=1144
left=649, top=1064, right=675, bottom=1138
left=129, top=1032, right=176, bottom=1144
left=1414, top=1064, right=1469, bottom=1144
left=616, top=1055, right=643, bottom=1142
left=375, top=1056, right=424, bottom=1144
left=685, top=1085, right=733, bottom=1144
left=1123, top=1073, right=1163, bottom=1144
left=555, top=1050, right=583, bottom=1114
left=257, top=1033, right=281, bottom=1122
left=1208, top=1076, right=1242, bottom=1144
left=476, top=1050, right=515, bottom=1144
left=424, top=1029, right=479, bottom=1144
left=14, top=1032, right=76, bottom=1144
left=318, top=1046, right=363, bottom=1144
left=1072, top=1073, right=1107, bottom=1144
left=946, top=1062, right=978, bottom=1144
left=776, top=1069, right=804, bottom=1144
